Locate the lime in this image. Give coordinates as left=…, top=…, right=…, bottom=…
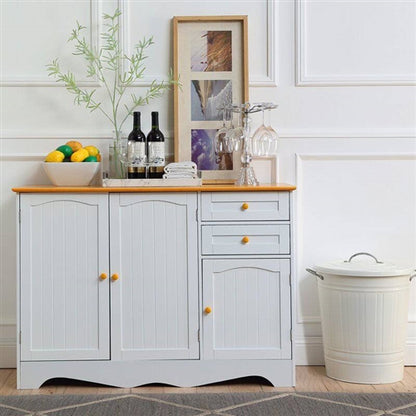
left=84, top=156, right=98, bottom=162
left=56, top=145, right=73, bottom=158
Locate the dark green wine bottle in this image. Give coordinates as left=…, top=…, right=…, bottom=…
left=127, top=111, right=146, bottom=178
left=147, top=112, right=165, bottom=179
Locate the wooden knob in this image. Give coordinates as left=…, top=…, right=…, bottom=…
left=242, top=236, right=250, bottom=244
left=111, top=273, right=119, bottom=281
left=204, top=306, right=212, bottom=314
left=99, top=273, right=108, bottom=281
left=241, top=203, right=249, bottom=210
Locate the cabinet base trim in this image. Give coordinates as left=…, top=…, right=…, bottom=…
left=19, top=360, right=295, bottom=389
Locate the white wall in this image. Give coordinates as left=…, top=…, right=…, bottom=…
left=1, top=0, right=415, bottom=368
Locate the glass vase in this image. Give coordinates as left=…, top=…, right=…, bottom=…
left=109, top=132, right=127, bottom=179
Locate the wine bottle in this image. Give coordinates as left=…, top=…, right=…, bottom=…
left=147, top=111, right=165, bottom=179
left=127, top=111, right=146, bottom=178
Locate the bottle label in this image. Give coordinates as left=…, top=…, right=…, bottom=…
left=134, top=142, right=146, bottom=164
left=149, top=142, right=165, bottom=166
left=127, top=141, right=135, bottom=163
left=128, top=142, right=146, bottom=165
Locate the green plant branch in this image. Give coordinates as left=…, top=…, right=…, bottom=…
left=46, top=7, right=179, bottom=157
left=66, top=20, right=115, bottom=118
left=113, top=38, right=153, bottom=129
left=118, top=74, right=178, bottom=130
left=46, top=60, right=115, bottom=127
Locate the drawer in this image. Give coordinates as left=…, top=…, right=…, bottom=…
left=201, top=224, right=290, bottom=255
left=201, top=192, right=289, bottom=222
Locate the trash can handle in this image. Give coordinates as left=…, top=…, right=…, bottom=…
left=345, top=252, right=383, bottom=264
left=306, top=268, right=324, bottom=280
left=410, top=271, right=416, bottom=282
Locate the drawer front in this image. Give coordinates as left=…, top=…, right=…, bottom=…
left=202, top=224, right=290, bottom=255
left=201, top=192, right=289, bottom=222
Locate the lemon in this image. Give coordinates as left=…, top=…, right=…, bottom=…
left=84, top=155, right=98, bottom=162
left=56, top=145, right=73, bottom=158
left=45, top=150, right=65, bottom=162
left=84, top=145, right=99, bottom=157
left=66, top=140, right=83, bottom=152
left=70, top=148, right=89, bottom=162
left=96, top=153, right=101, bottom=162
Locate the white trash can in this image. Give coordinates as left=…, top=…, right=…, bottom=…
left=307, top=252, right=415, bottom=384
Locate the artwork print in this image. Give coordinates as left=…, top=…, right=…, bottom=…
left=173, top=16, right=248, bottom=181
left=191, top=129, right=233, bottom=171
left=191, top=31, right=232, bottom=72
left=191, top=80, right=232, bottom=121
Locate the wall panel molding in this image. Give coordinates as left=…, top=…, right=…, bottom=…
left=0, top=155, right=45, bottom=162
left=0, top=0, right=102, bottom=87
left=2, top=128, right=415, bottom=141
left=295, top=152, right=416, bottom=325
left=278, top=128, right=416, bottom=139
left=250, top=0, right=278, bottom=87
left=0, top=323, right=16, bottom=368
left=0, top=343, right=16, bottom=369
left=295, top=0, right=416, bottom=86
left=118, top=1, right=161, bottom=87
left=119, top=0, right=278, bottom=87
left=0, top=133, right=114, bottom=140
left=298, top=316, right=320, bottom=324
left=294, top=336, right=324, bottom=365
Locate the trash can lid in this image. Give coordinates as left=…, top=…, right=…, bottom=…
left=314, top=252, right=415, bottom=277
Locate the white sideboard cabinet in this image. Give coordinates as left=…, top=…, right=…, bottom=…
left=15, top=185, right=296, bottom=389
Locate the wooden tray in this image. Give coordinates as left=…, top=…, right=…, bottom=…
left=103, top=178, right=202, bottom=187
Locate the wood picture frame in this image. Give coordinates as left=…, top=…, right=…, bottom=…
left=173, top=16, right=249, bottom=182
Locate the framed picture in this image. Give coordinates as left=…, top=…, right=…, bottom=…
left=173, top=16, right=249, bottom=182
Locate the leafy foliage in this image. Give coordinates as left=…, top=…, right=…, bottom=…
left=46, top=9, right=177, bottom=139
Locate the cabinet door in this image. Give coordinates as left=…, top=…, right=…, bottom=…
left=20, top=194, right=109, bottom=361
left=202, top=258, right=291, bottom=360
left=110, top=193, right=199, bottom=360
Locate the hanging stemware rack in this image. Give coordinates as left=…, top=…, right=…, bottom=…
left=217, top=102, right=278, bottom=186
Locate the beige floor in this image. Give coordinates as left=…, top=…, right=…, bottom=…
left=0, top=366, right=415, bottom=395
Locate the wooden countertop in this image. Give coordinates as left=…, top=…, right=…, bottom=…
left=12, top=183, right=296, bottom=193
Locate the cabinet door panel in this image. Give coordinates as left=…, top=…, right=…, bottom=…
left=203, top=259, right=291, bottom=360
left=110, top=193, right=199, bottom=360
left=20, top=194, right=109, bottom=361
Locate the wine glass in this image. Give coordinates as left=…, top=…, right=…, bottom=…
left=232, top=111, right=244, bottom=151
left=225, top=110, right=244, bottom=152
left=251, top=106, right=273, bottom=156
left=214, top=107, right=230, bottom=154
left=265, top=104, right=279, bottom=155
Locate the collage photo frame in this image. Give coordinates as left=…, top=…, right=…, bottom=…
left=173, top=16, right=249, bottom=182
